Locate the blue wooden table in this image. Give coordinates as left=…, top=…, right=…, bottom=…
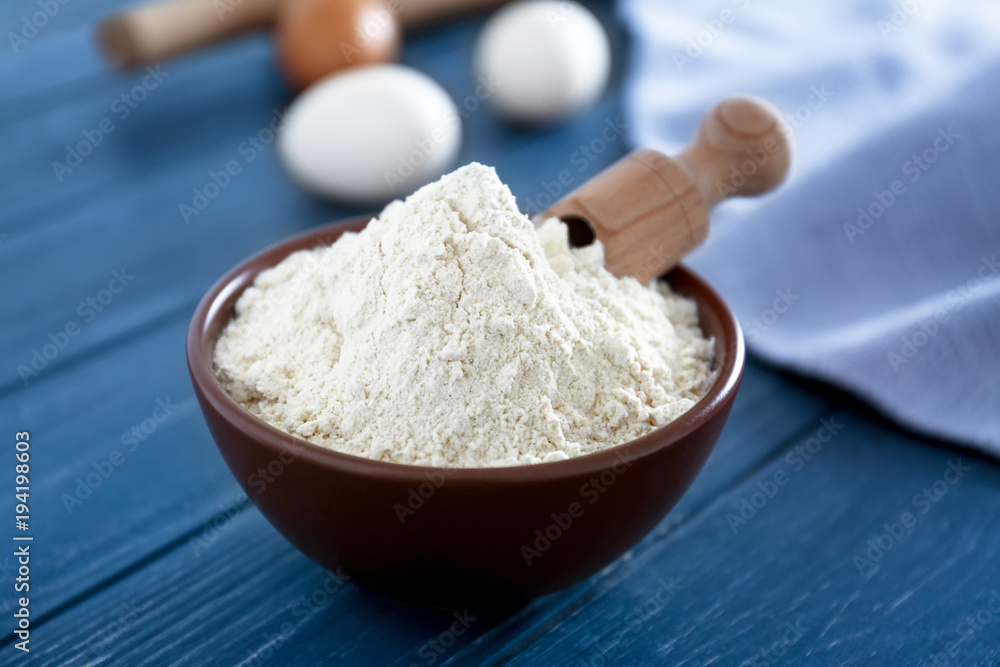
left=2, top=1, right=999, bottom=664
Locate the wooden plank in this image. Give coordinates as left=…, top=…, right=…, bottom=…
left=12, top=504, right=484, bottom=667
left=0, top=317, right=248, bottom=620
left=0, top=20, right=629, bottom=395
left=0, top=39, right=286, bottom=217
left=1, top=0, right=133, bottom=40
left=0, top=2, right=166, bottom=123
left=0, top=0, right=652, bottom=640
left=3, top=360, right=833, bottom=664
left=484, top=412, right=1000, bottom=666
left=437, top=379, right=838, bottom=666
left=10, top=4, right=978, bottom=666
left=0, top=26, right=107, bottom=121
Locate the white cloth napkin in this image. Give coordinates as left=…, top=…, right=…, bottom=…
left=619, top=0, right=1000, bottom=454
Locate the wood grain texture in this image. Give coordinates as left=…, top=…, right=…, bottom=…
left=1, top=0, right=998, bottom=665
left=0, top=319, right=244, bottom=619
left=502, top=414, right=1000, bottom=666
left=544, top=97, right=789, bottom=281
left=2, top=359, right=832, bottom=666
left=544, top=148, right=708, bottom=282
left=677, top=96, right=791, bottom=209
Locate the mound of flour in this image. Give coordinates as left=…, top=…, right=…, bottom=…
left=214, top=163, right=715, bottom=467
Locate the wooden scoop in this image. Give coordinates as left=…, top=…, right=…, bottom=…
left=544, top=96, right=791, bottom=282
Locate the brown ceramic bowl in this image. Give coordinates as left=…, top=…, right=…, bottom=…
left=187, top=217, right=744, bottom=608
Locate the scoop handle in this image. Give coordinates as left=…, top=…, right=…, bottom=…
left=97, top=0, right=510, bottom=69
left=543, top=96, right=791, bottom=282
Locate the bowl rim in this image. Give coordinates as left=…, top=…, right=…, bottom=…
left=186, top=216, right=745, bottom=486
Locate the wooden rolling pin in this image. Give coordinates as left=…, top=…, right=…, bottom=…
left=544, top=96, right=792, bottom=282
left=98, top=0, right=508, bottom=75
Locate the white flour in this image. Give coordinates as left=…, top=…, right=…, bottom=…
left=214, top=163, right=715, bottom=467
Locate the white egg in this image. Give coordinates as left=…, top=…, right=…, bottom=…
left=473, top=0, right=612, bottom=124
left=278, top=64, right=462, bottom=205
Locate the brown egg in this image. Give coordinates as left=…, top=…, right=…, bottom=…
left=277, top=0, right=401, bottom=91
